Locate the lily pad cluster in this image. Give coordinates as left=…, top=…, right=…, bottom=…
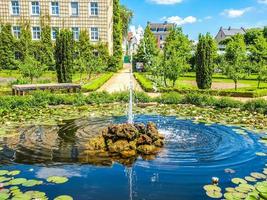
left=0, top=169, right=72, bottom=200
left=204, top=165, right=267, bottom=199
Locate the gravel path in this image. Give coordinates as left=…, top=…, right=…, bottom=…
left=98, top=64, right=143, bottom=93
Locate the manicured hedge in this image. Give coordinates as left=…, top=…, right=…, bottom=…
left=134, top=73, right=267, bottom=98
left=82, top=73, right=114, bottom=92
left=134, top=73, right=154, bottom=92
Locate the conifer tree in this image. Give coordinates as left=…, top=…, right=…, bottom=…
left=195, top=33, right=217, bottom=89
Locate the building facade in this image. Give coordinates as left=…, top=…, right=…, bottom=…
left=215, top=27, right=246, bottom=44
left=0, top=0, right=113, bottom=53
left=147, top=22, right=175, bottom=49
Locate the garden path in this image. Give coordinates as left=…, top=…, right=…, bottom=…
left=98, top=64, right=143, bottom=93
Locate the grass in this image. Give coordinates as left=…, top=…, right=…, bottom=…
left=135, top=73, right=267, bottom=97
left=82, top=72, right=114, bottom=92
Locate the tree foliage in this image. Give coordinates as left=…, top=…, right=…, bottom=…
left=244, top=28, right=263, bottom=45
left=135, top=26, right=159, bottom=71
left=264, top=26, right=267, bottom=39
left=109, top=0, right=123, bottom=71
left=18, top=55, right=46, bottom=83
left=120, top=5, right=133, bottom=38
left=0, top=24, right=16, bottom=69
left=17, top=21, right=32, bottom=61
left=224, top=34, right=247, bottom=90
left=163, top=27, right=191, bottom=86
left=55, top=29, right=74, bottom=83
left=249, top=34, right=267, bottom=88
left=195, top=33, right=217, bottom=89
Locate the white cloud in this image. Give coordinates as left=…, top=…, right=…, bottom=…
left=204, top=16, right=213, bottom=20
left=161, top=16, right=197, bottom=25
left=258, top=0, right=267, bottom=4
left=221, top=7, right=252, bottom=18
left=149, top=0, right=183, bottom=5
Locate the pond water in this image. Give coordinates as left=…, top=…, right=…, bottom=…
left=0, top=115, right=266, bottom=200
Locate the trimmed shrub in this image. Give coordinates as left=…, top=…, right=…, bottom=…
left=82, top=73, right=114, bottom=92
left=243, top=99, right=267, bottom=114
left=134, top=73, right=154, bottom=92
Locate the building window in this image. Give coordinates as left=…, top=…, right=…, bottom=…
left=12, top=26, right=21, bottom=38
left=51, top=27, right=59, bottom=40
left=31, top=1, right=40, bottom=15
left=11, top=1, right=20, bottom=15
left=51, top=1, right=59, bottom=15
left=32, top=27, right=41, bottom=40
left=90, top=2, right=98, bottom=16
left=70, top=2, right=79, bottom=16
left=72, top=27, right=79, bottom=40
left=91, top=27, right=99, bottom=41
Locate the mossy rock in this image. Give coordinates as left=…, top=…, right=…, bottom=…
left=137, top=145, right=159, bottom=155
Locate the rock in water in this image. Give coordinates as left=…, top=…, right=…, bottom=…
left=86, top=122, right=164, bottom=164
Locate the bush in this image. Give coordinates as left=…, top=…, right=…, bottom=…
left=213, top=97, right=243, bottom=108
left=155, top=92, right=182, bottom=104
left=180, top=93, right=216, bottom=106
left=82, top=73, right=113, bottom=92
left=134, top=73, right=154, bottom=92
left=243, top=99, right=267, bottom=114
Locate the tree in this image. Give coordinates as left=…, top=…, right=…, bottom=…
left=0, top=24, right=16, bottom=69
left=120, top=5, right=133, bottom=38
left=135, top=26, right=159, bottom=72
left=18, top=55, right=46, bottom=83
left=17, top=21, right=32, bottom=61
left=163, top=27, right=191, bottom=87
left=55, top=29, right=74, bottom=83
left=264, top=26, right=267, bottom=39
left=249, top=34, right=267, bottom=88
left=244, top=28, right=263, bottom=45
left=109, top=0, right=123, bottom=71
left=224, top=34, right=247, bottom=90
left=195, top=33, right=217, bottom=89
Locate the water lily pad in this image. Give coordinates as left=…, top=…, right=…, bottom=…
left=9, top=178, right=27, bottom=185
left=25, top=190, right=47, bottom=198
left=250, top=172, right=266, bottom=179
left=11, top=193, right=32, bottom=200
left=0, top=176, right=11, bottom=183
left=256, top=152, right=267, bottom=156
left=225, top=187, right=235, bottom=192
left=231, top=178, right=247, bottom=184
left=0, top=171, right=8, bottom=176
left=47, top=176, right=68, bottom=184
left=54, top=195, right=73, bottom=200
left=206, top=191, right=222, bottom=199
left=203, top=185, right=221, bottom=192
left=22, top=179, right=43, bottom=187
left=245, top=176, right=257, bottom=182
left=8, top=170, right=20, bottom=176
left=0, top=192, right=9, bottom=200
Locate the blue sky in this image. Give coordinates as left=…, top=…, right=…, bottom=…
left=121, top=0, right=267, bottom=40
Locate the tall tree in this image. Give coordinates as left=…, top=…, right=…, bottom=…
left=264, top=26, right=267, bottom=39
left=244, top=28, right=263, bottom=45
left=120, top=5, right=133, bottom=38
left=17, top=21, right=32, bottom=61
left=109, top=0, right=123, bottom=71
left=195, top=33, right=217, bottom=89
left=0, top=24, right=16, bottom=69
left=224, top=34, right=247, bottom=90
left=249, top=34, right=267, bottom=88
left=163, top=27, right=191, bottom=87
left=55, top=29, right=74, bottom=83
left=135, top=26, right=159, bottom=71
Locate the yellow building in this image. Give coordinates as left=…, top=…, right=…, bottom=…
left=0, top=0, right=113, bottom=53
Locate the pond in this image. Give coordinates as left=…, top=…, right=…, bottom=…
left=0, top=115, right=266, bottom=200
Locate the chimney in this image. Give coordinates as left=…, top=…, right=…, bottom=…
left=228, top=26, right=231, bottom=30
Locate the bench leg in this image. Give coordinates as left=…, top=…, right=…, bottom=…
left=73, top=88, right=77, bottom=93
left=12, top=89, right=15, bottom=96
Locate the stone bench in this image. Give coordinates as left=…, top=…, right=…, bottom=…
left=12, top=83, right=81, bottom=96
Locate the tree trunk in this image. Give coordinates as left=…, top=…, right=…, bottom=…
left=257, top=79, right=261, bottom=89
left=234, top=81, right=237, bottom=91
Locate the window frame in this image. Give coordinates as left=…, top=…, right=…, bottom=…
left=70, top=2, right=79, bottom=16
left=50, top=1, right=59, bottom=16
left=12, top=26, right=21, bottom=39
left=10, top=1, right=20, bottom=16
left=72, top=27, right=80, bottom=41
left=31, top=1, right=40, bottom=16
left=32, top=26, right=41, bottom=40
left=90, top=27, right=99, bottom=41
left=90, top=2, right=99, bottom=16
left=51, top=27, right=59, bottom=40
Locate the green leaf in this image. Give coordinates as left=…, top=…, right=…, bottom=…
left=47, top=176, right=68, bottom=184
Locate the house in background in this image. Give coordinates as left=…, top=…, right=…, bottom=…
left=215, top=27, right=246, bottom=50
left=147, top=21, right=175, bottom=49
left=0, top=0, right=113, bottom=54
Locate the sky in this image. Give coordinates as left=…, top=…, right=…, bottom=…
left=120, top=0, right=267, bottom=40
